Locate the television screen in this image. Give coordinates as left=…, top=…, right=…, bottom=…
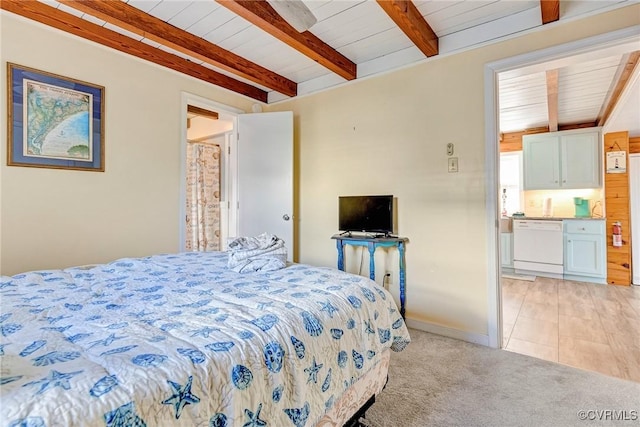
left=339, top=195, right=393, bottom=234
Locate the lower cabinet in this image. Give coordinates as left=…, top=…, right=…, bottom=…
left=501, top=233, right=514, bottom=270
left=563, top=219, right=606, bottom=283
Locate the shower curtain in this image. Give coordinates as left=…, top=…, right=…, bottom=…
left=185, top=143, right=221, bottom=251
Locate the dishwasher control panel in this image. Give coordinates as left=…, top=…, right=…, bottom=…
left=513, top=220, right=563, bottom=231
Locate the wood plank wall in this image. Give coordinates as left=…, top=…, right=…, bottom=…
left=499, top=124, right=598, bottom=153
left=499, top=128, right=548, bottom=152
left=604, top=131, right=631, bottom=286
left=630, top=136, right=640, bottom=154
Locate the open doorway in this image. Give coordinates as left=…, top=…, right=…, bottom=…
left=485, top=27, right=640, bottom=381
left=185, top=105, right=233, bottom=252
left=179, top=93, right=243, bottom=253
left=179, top=93, right=295, bottom=259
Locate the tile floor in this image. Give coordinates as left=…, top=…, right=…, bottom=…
left=501, top=276, right=640, bottom=383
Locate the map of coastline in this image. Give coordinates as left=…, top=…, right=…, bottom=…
left=24, top=79, right=92, bottom=161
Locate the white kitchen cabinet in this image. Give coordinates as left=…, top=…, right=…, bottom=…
left=563, top=219, right=606, bottom=283
left=523, top=134, right=560, bottom=189
left=500, top=232, right=513, bottom=269
left=523, top=129, right=601, bottom=190
left=561, top=132, right=601, bottom=188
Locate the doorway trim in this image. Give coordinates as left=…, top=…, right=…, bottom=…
left=179, top=92, right=245, bottom=251
left=484, top=25, right=640, bottom=349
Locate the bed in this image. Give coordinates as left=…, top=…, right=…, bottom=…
left=0, top=251, right=410, bottom=426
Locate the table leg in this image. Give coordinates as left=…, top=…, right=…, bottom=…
left=398, top=241, right=406, bottom=318
left=336, top=240, right=345, bottom=271
left=368, top=242, right=375, bottom=281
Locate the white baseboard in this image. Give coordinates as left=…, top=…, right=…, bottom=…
left=514, top=261, right=563, bottom=277
left=405, top=318, right=490, bottom=347
left=563, top=274, right=606, bottom=285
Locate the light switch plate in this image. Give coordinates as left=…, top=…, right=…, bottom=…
left=448, top=157, right=459, bottom=173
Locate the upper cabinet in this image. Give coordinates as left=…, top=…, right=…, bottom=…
left=523, top=128, right=601, bottom=190
left=523, top=134, right=560, bottom=189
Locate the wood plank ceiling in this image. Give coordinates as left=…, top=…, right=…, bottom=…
left=0, top=0, right=560, bottom=102
left=499, top=50, right=640, bottom=143
left=2, top=0, right=638, bottom=136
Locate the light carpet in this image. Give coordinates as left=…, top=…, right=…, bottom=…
left=363, top=328, right=640, bottom=427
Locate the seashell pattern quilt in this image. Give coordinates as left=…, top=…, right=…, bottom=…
left=0, top=251, right=410, bottom=427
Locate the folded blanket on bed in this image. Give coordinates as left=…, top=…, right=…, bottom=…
left=227, top=233, right=287, bottom=273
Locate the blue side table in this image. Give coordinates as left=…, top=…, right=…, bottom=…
left=331, top=234, right=408, bottom=318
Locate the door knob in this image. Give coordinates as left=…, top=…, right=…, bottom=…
left=282, top=214, right=290, bottom=221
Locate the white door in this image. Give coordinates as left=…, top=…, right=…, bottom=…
left=631, top=155, right=640, bottom=285
left=237, top=111, right=294, bottom=261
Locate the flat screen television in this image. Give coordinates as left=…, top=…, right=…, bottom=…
left=338, top=195, right=394, bottom=235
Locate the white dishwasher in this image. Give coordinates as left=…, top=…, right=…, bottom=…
left=513, top=220, right=564, bottom=277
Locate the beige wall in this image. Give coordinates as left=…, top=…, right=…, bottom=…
left=0, top=13, right=254, bottom=275
left=1, top=6, right=638, bottom=339
left=268, top=5, right=640, bottom=338
left=188, top=116, right=234, bottom=140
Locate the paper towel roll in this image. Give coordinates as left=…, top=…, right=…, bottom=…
left=542, top=197, right=553, bottom=217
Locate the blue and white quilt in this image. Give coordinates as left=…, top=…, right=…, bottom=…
left=0, top=251, right=410, bottom=427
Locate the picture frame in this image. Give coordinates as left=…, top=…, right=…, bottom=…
left=7, top=63, right=105, bottom=171
left=606, top=150, right=627, bottom=174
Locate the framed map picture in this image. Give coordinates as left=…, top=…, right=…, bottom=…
left=7, top=63, right=104, bottom=171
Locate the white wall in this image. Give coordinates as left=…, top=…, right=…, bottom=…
left=268, top=5, right=640, bottom=340
left=0, top=13, right=255, bottom=275
left=631, top=155, right=640, bottom=285
left=604, top=66, right=640, bottom=138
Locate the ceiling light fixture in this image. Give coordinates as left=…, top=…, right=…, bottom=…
left=266, top=0, right=317, bottom=32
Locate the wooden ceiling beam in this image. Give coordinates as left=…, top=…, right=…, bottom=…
left=58, top=0, right=296, bottom=97
left=188, top=105, right=219, bottom=120
left=216, top=0, right=356, bottom=81
left=0, top=0, right=267, bottom=102
left=540, top=0, right=560, bottom=24
left=376, top=0, right=438, bottom=57
left=597, top=51, right=640, bottom=127
left=546, top=69, right=559, bottom=132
